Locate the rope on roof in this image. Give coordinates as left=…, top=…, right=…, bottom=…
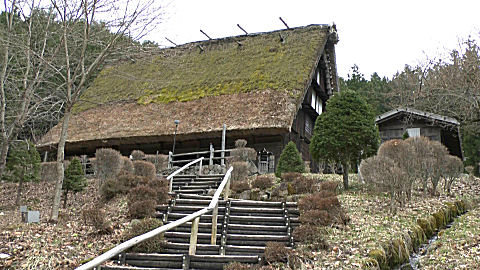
left=200, top=29, right=212, bottom=40
left=279, top=17, right=289, bottom=29
left=165, top=37, right=177, bottom=46
left=237, top=24, right=248, bottom=35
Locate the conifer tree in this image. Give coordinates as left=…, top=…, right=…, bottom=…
left=63, top=158, right=87, bottom=208
left=310, top=90, right=379, bottom=189
left=276, top=141, right=305, bottom=177
left=4, top=141, right=41, bottom=205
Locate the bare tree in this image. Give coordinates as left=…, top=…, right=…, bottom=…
left=0, top=1, right=64, bottom=178
left=48, top=0, right=162, bottom=221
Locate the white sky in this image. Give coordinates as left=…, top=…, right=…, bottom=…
left=146, top=0, right=480, bottom=79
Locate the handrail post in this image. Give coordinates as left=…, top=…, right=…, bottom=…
left=209, top=143, right=214, bottom=166
left=224, top=177, right=231, bottom=200
left=168, top=151, right=173, bottom=169
left=189, top=217, right=200, bottom=255
left=169, top=177, right=173, bottom=193
left=198, top=158, right=203, bottom=176
left=210, top=203, right=219, bottom=245
left=221, top=124, right=226, bottom=166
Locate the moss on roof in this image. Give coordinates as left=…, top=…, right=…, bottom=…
left=75, top=25, right=330, bottom=113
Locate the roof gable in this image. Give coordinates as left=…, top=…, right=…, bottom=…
left=75, top=25, right=331, bottom=113
left=376, top=107, right=460, bottom=126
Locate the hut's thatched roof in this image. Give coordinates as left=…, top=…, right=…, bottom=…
left=38, top=24, right=337, bottom=149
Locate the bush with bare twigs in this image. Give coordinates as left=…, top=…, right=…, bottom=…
left=232, top=161, right=248, bottom=182
left=443, top=155, right=464, bottom=194
left=121, top=156, right=134, bottom=174
left=95, top=148, right=123, bottom=180
left=252, top=175, right=274, bottom=189
left=231, top=180, right=250, bottom=193
left=133, top=160, right=156, bottom=179
left=122, top=218, right=166, bottom=253
left=293, top=225, right=329, bottom=250
left=131, top=150, right=145, bottom=161
left=298, top=191, right=349, bottom=226
left=81, top=203, right=111, bottom=233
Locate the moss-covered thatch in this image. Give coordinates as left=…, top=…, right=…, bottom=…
left=76, top=25, right=330, bottom=113
left=38, top=25, right=336, bottom=150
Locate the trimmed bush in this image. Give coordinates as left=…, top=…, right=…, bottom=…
left=96, top=148, right=123, bottom=180
left=280, top=172, right=301, bottom=182
left=131, top=150, right=145, bottom=161
left=231, top=180, right=250, bottom=193
left=145, top=154, right=169, bottom=173
left=100, top=178, right=121, bottom=201
left=292, top=225, right=329, bottom=250
left=298, top=191, right=349, bottom=226
left=276, top=141, right=305, bottom=177
left=292, top=175, right=316, bottom=194
left=81, top=203, right=111, bottom=233
left=232, top=161, right=248, bottom=182
left=251, top=175, right=273, bottom=189
left=133, top=160, right=156, bottom=179
left=264, top=242, right=291, bottom=264
left=128, top=199, right=156, bottom=219
left=63, top=158, right=87, bottom=208
left=121, top=157, right=134, bottom=174
left=224, top=262, right=260, bottom=270
left=116, top=172, right=142, bottom=190
left=319, top=181, right=339, bottom=193
left=122, top=218, right=166, bottom=253
left=128, top=184, right=158, bottom=218
left=235, top=139, right=248, bottom=148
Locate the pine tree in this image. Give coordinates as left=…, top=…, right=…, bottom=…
left=63, top=158, right=87, bottom=208
left=4, top=141, right=41, bottom=205
left=276, top=141, right=305, bottom=177
left=310, top=90, right=379, bottom=189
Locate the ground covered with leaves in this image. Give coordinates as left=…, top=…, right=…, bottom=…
left=0, top=179, right=129, bottom=269
left=419, top=207, right=480, bottom=269
left=293, top=174, right=480, bottom=269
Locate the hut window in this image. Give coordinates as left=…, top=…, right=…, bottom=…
left=305, top=115, right=313, bottom=135
left=311, top=90, right=322, bottom=114
left=407, top=128, right=420, bottom=137
left=316, top=68, right=320, bottom=85
left=311, top=91, right=316, bottom=110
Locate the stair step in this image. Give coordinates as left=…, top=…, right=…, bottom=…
left=174, top=199, right=226, bottom=206
left=228, top=223, right=288, bottom=231
left=165, top=232, right=222, bottom=239
left=229, top=215, right=285, bottom=222
left=173, top=189, right=206, bottom=194
left=227, top=234, right=289, bottom=241
left=102, top=266, right=180, bottom=270
left=179, top=185, right=213, bottom=190
left=156, top=205, right=226, bottom=213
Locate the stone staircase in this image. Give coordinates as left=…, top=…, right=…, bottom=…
left=101, top=175, right=300, bottom=270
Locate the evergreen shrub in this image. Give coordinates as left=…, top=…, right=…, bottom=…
left=63, top=158, right=87, bottom=207
left=276, top=141, right=305, bottom=177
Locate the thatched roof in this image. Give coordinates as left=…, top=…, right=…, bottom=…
left=38, top=24, right=337, bottom=150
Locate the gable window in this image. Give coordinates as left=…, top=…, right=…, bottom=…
left=407, top=128, right=420, bottom=137
left=316, top=68, right=320, bottom=85
left=305, top=115, right=313, bottom=135
left=311, top=90, right=323, bottom=115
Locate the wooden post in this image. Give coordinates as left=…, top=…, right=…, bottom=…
left=168, top=151, right=173, bottom=169
left=224, top=178, right=231, bottom=200
left=189, top=217, right=200, bottom=255
left=209, top=143, right=214, bottom=166
left=43, top=151, right=48, bottom=162
left=221, top=124, right=226, bottom=166
left=155, top=151, right=159, bottom=173
left=198, top=158, right=203, bottom=176
left=210, top=203, right=219, bottom=245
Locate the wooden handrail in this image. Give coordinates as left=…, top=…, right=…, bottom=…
left=167, top=157, right=204, bottom=192
left=75, top=166, right=233, bottom=270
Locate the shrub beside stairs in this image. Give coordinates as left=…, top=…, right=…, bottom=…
left=102, top=174, right=300, bottom=270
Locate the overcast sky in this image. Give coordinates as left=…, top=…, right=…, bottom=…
left=147, top=0, right=480, bottom=79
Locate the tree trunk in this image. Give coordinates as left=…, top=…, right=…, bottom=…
left=15, top=167, right=25, bottom=206
left=50, top=106, right=72, bottom=222
left=63, top=190, right=68, bottom=209
left=342, top=162, right=349, bottom=190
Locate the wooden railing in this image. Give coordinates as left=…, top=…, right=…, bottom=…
left=75, top=166, right=233, bottom=270
left=167, top=157, right=204, bottom=192
left=168, top=143, right=233, bottom=168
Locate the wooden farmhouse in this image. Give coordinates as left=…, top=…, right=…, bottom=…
left=376, top=108, right=463, bottom=159
left=37, top=24, right=340, bottom=173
